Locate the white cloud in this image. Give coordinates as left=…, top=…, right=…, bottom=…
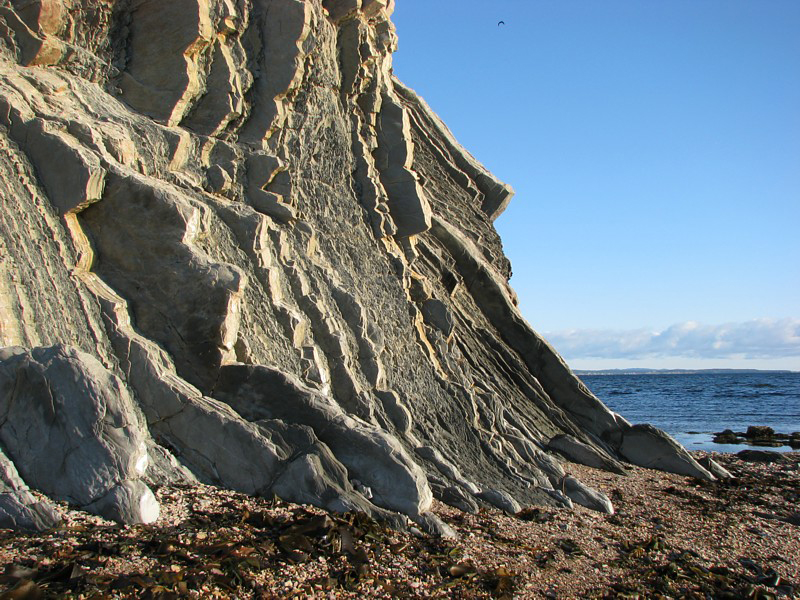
left=545, top=318, right=800, bottom=360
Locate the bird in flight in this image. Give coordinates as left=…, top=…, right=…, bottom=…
left=498, top=20, right=505, bottom=26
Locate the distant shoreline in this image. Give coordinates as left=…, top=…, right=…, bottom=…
left=575, top=368, right=797, bottom=375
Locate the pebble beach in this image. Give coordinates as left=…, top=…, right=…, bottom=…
left=1, top=451, right=797, bottom=599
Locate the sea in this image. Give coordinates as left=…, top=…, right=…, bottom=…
left=578, top=371, right=800, bottom=453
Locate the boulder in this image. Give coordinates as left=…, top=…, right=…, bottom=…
left=0, top=345, right=159, bottom=524
left=85, top=480, right=160, bottom=524
left=745, top=425, right=783, bottom=447
left=430, top=481, right=479, bottom=514
left=712, top=429, right=741, bottom=444
left=746, top=425, right=775, bottom=439
left=476, top=489, right=522, bottom=514
left=562, top=476, right=614, bottom=515
left=737, top=450, right=787, bottom=464
left=412, top=512, right=457, bottom=539
left=697, top=456, right=733, bottom=479
left=618, top=424, right=716, bottom=481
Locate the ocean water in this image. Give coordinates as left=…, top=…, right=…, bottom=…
left=579, top=372, right=800, bottom=453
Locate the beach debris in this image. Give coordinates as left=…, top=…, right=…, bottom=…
left=610, top=535, right=796, bottom=599
left=0, top=451, right=797, bottom=598
left=486, top=565, right=517, bottom=598
left=556, top=538, right=584, bottom=557
left=516, top=507, right=555, bottom=523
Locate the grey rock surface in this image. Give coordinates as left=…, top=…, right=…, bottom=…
left=618, top=424, right=716, bottom=481
left=476, top=489, right=523, bottom=515
left=143, top=441, right=200, bottom=488
left=697, top=455, right=733, bottom=479
left=562, top=476, right=614, bottom=515
left=0, top=0, right=715, bottom=529
left=0, top=446, right=61, bottom=531
left=85, top=480, right=160, bottom=524
left=0, top=345, right=158, bottom=524
left=214, top=363, right=432, bottom=517
left=548, top=434, right=628, bottom=475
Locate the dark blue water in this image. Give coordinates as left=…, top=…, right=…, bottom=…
left=580, top=372, right=800, bottom=452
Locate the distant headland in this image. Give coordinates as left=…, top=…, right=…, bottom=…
left=575, top=368, right=797, bottom=375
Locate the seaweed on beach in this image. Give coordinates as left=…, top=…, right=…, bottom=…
left=608, top=536, right=795, bottom=599
left=2, top=452, right=798, bottom=598
left=698, top=452, right=800, bottom=526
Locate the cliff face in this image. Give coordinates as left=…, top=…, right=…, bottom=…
left=0, top=0, right=719, bottom=531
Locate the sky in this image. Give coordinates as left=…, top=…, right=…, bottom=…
left=390, top=0, right=800, bottom=371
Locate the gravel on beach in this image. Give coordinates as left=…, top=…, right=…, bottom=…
left=1, top=452, right=797, bottom=599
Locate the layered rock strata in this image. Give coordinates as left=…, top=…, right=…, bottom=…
left=0, top=0, right=723, bottom=531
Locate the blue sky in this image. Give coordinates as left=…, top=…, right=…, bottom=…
left=391, top=0, right=800, bottom=370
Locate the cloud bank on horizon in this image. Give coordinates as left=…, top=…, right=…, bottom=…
left=545, top=318, right=800, bottom=361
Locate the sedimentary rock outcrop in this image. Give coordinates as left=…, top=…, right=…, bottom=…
left=0, top=0, right=722, bottom=531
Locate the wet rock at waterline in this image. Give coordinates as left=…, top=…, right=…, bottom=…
left=713, top=427, right=800, bottom=449
left=0, top=0, right=727, bottom=531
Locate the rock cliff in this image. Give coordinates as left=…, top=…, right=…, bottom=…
left=0, top=0, right=721, bottom=531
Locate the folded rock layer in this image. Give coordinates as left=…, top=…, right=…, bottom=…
left=0, top=0, right=719, bottom=531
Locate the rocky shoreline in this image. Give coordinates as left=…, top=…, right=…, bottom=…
left=1, top=451, right=797, bottom=599
left=713, top=426, right=800, bottom=449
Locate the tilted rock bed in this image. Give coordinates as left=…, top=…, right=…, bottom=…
left=0, top=452, right=796, bottom=598
left=2, top=0, right=725, bottom=529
